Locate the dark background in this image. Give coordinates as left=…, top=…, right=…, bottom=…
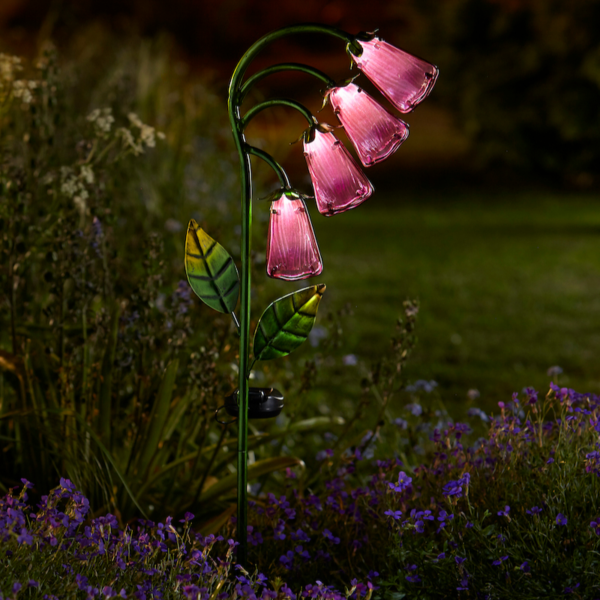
left=2, top=0, right=600, bottom=404
left=2, top=0, right=600, bottom=189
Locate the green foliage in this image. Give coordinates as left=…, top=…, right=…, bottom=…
left=211, top=383, right=600, bottom=598
left=185, top=220, right=240, bottom=314
left=253, top=284, right=326, bottom=363
left=313, top=191, right=600, bottom=419
left=415, top=0, right=600, bottom=181
left=0, top=36, right=338, bottom=528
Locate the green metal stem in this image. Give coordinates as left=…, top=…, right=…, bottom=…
left=246, top=145, right=291, bottom=189
left=227, top=22, right=352, bottom=569
left=241, top=98, right=315, bottom=132
left=239, top=63, right=335, bottom=102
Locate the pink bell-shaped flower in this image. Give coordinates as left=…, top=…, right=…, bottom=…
left=266, top=194, right=323, bottom=281
left=328, top=82, right=409, bottom=167
left=350, top=36, right=439, bottom=113
left=303, top=129, right=374, bottom=216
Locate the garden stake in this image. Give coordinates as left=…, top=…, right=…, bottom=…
left=184, top=23, right=438, bottom=568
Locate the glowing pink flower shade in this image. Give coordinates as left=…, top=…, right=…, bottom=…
left=303, top=129, right=374, bottom=216
left=351, top=37, right=439, bottom=113
left=266, top=195, right=323, bottom=280
left=328, top=83, right=409, bottom=167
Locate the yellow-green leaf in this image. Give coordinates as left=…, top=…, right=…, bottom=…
left=253, top=284, right=325, bottom=362
left=185, top=220, right=239, bottom=314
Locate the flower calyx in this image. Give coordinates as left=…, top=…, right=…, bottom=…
left=346, top=30, right=379, bottom=62
left=321, top=74, right=362, bottom=110
left=260, top=187, right=311, bottom=203
left=301, top=121, right=341, bottom=145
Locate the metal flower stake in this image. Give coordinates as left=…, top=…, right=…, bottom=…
left=184, top=24, right=438, bottom=566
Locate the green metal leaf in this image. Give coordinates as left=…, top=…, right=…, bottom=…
left=253, top=284, right=325, bottom=362
left=185, top=220, right=239, bottom=314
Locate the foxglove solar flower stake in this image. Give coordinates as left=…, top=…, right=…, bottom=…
left=184, top=24, right=438, bottom=567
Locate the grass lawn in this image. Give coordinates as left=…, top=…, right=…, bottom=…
left=284, top=185, right=600, bottom=420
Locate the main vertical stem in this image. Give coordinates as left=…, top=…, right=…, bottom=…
left=227, top=23, right=354, bottom=569
left=229, top=64, right=252, bottom=571
left=236, top=145, right=252, bottom=568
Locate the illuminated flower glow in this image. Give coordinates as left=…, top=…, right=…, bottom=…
left=303, top=129, right=374, bottom=216
left=266, top=35, right=438, bottom=279
left=351, top=36, right=439, bottom=113
left=328, top=83, right=409, bottom=167
left=266, top=195, right=323, bottom=281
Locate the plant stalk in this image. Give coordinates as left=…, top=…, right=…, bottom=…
left=227, top=22, right=353, bottom=569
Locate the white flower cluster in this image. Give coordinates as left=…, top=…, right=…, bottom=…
left=116, top=112, right=165, bottom=156
left=87, top=108, right=115, bottom=137
left=0, top=53, right=22, bottom=85
left=12, top=80, right=38, bottom=104
left=60, top=165, right=95, bottom=218
left=0, top=53, right=40, bottom=105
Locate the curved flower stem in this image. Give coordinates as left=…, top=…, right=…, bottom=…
left=246, top=145, right=291, bottom=190
left=239, top=62, right=335, bottom=103
left=241, top=98, right=316, bottom=131
left=227, top=23, right=352, bottom=569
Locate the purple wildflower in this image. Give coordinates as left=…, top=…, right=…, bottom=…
left=290, top=528, right=310, bottom=543
left=556, top=513, right=568, bottom=526
left=279, top=550, right=294, bottom=570
left=280, top=584, right=296, bottom=600
left=179, top=512, right=194, bottom=523
left=405, top=565, right=421, bottom=583
left=295, top=545, right=310, bottom=560
left=404, top=402, right=423, bottom=416
left=442, top=472, right=470, bottom=498
left=389, top=471, right=412, bottom=493
left=524, top=387, right=538, bottom=405
left=467, top=407, right=488, bottom=422
left=384, top=509, right=403, bottom=520
left=394, top=417, right=408, bottom=430
left=247, top=526, right=264, bottom=546
left=322, top=529, right=340, bottom=544
left=316, top=449, right=334, bottom=461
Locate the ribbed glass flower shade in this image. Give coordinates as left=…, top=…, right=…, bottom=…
left=266, top=195, right=323, bottom=280
left=303, top=130, right=374, bottom=216
left=352, top=37, right=439, bottom=113
left=329, top=83, right=409, bottom=167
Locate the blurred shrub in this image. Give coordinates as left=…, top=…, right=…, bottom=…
left=0, top=26, right=429, bottom=532
left=0, top=32, right=338, bottom=526
left=416, top=0, right=600, bottom=183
